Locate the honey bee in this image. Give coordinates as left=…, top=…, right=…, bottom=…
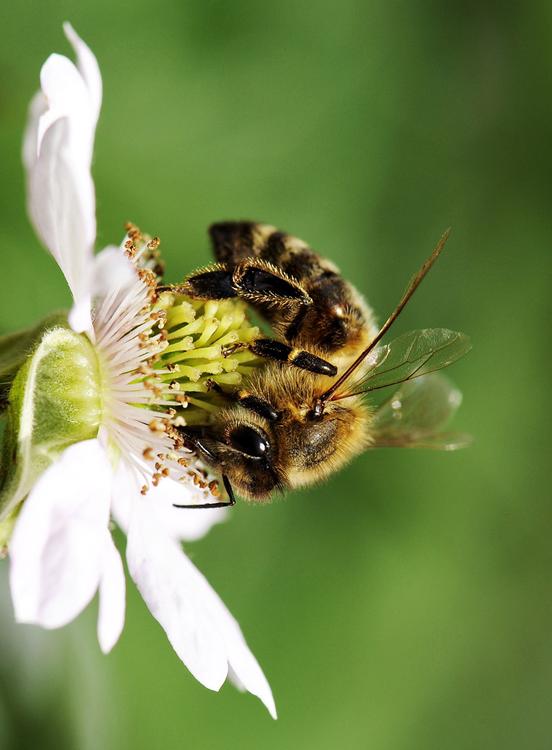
left=172, top=221, right=470, bottom=507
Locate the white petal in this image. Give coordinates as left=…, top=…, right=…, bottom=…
left=188, top=563, right=277, bottom=718
left=23, top=27, right=101, bottom=329
left=68, top=294, right=93, bottom=333
left=111, top=461, right=227, bottom=542
left=97, top=533, right=126, bottom=654
left=28, top=117, right=95, bottom=327
left=126, top=502, right=228, bottom=690
left=224, top=622, right=277, bottom=719
left=63, top=23, right=102, bottom=127
left=125, top=497, right=276, bottom=716
left=22, top=91, right=47, bottom=172
left=68, top=246, right=136, bottom=335
left=92, top=245, right=137, bottom=300
left=143, top=478, right=228, bottom=542
left=38, top=53, right=93, bottom=164
left=109, top=463, right=133, bottom=533
left=9, top=440, right=112, bottom=630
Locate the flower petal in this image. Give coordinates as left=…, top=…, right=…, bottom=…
left=37, top=53, right=94, bottom=165
left=126, top=500, right=228, bottom=690
left=97, top=532, right=126, bottom=654
left=225, top=631, right=277, bottom=719
left=9, top=439, right=112, bottom=629
left=27, top=117, right=95, bottom=330
left=63, top=22, right=102, bottom=127
left=68, top=246, right=137, bottom=336
left=185, top=561, right=277, bottom=718
left=141, top=477, right=229, bottom=542
left=125, top=495, right=276, bottom=716
left=23, top=26, right=102, bottom=333
left=92, top=245, right=137, bottom=300
left=111, top=461, right=227, bottom=542
left=22, top=91, right=47, bottom=173
left=36, top=24, right=101, bottom=169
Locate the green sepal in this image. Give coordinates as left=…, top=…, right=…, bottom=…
left=0, top=506, right=18, bottom=556
left=0, top=313, right=68, bottom=411
left=0, top=321, right=102, bottom=522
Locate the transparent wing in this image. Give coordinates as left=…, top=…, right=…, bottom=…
left=370, top=373, right=471, bottom=450
left=342, top=328, right=471, bottom=396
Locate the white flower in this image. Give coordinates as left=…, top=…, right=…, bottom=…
left=9, top=23, right=276, bottom=718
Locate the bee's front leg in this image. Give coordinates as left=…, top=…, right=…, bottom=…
left=221, top=337, right=336, bottom=377
left=175, top=257, right=311, bottom=307
left=248, top=338, right=337, bottom=377
left=178, top=257, right=337, bottom=375
left=174, top=425, right=236, bottom=509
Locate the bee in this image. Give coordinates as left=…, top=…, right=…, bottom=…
left=172, top=221, right=470, bottom=507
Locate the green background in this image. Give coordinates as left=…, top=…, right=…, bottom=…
left=1, top=2, right=550, bottom=748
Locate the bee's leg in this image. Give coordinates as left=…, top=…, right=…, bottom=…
left=175, top=264, right=237, bottom=299
left=173, top=426, right=236, bottom=509
left=232, top=258, right=311, bottom=306
left=175, top=259, right=312, bottom=307
left=172, top=477, right=235, bottom=510
left=205, top=379, right=280, bottom=422
left=248, top=338, right=337, bottom=377
left=223, top=337, right=336, bottom=376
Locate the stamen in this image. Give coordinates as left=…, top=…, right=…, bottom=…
left=94, top=222, right=264, bottom=503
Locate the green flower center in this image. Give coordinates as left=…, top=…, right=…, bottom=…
left=145, top=292, right=262, bottom=424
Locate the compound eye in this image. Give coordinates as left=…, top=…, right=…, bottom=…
left=229, top=425, right=270, bottom=458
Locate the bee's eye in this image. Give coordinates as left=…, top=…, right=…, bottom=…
left=229, top=426, right=270, bottom=458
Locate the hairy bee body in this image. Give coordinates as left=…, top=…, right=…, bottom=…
left=209, top=364, right=372, bottom=500
left=208, top=221, right=378, bottom=369
left=176, top=222, right=469, bottom=505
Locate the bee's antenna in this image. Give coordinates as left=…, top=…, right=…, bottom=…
left=315, top=228, right=451, bottom=411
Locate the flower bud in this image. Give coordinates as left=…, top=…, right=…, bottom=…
left=0, top=319, right=102, bottom=527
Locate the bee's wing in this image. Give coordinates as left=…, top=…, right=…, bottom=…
left=341, top=328, right=471, bottom=396
left=369, top=373, right=471, bottom=450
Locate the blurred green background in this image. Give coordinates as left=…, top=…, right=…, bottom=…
left=0, top=1, right=550, bottom=748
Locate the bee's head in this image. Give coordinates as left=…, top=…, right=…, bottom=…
left=221, top=422, right=285, bottom=500
left=181, top=388, right=370, bottom=501
left=180, top=416, right=284, bottom=501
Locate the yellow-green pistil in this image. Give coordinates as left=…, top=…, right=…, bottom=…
left=150, top=292, right=262, bottom=423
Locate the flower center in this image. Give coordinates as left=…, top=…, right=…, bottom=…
left=94, top=225, right=262, bottom=499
